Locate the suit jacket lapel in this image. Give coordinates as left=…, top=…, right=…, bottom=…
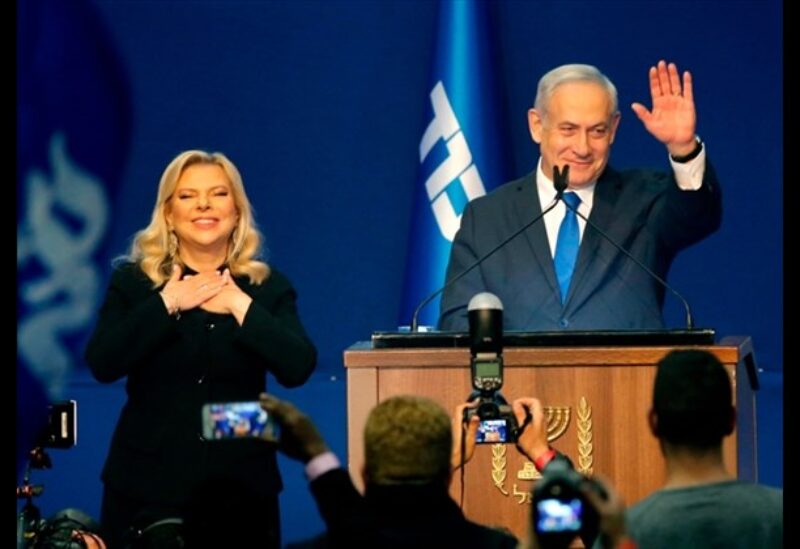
left=565, top=168, right=622, bottom=308
left=517, top=173, right=559, bottom=295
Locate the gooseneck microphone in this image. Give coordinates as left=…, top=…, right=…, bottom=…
left=553, top=165, right=696, bottom=330
left=410, top=196, right=560, bottom=332
left=553, top=164, right=569, bottom=195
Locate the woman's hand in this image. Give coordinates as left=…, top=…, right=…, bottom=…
left=199, top=269, right=253, bottom=325
left=160, top=264, right=225, bottom=316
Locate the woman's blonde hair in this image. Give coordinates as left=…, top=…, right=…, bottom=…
left=125, top=150, right=270, bottom=287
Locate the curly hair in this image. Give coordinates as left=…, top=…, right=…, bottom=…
left=122, top=150, right=269, bottom=287
left=364, top=395, right=452, bottom=485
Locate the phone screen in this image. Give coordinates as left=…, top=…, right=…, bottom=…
left=476, top=418, right=508, bottom=444
left=201, top=401, right=279, bottom=441
left=535, top=497, right=583, bottom=533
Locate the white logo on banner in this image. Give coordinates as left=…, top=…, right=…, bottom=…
left=17, top=132, right=109, bottom=398
left=419, top=81, right=487, bottom=241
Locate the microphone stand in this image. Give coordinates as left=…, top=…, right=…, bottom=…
left=410, top=197, right=561, bottom=332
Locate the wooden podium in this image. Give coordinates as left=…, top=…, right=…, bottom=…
left=343, top=334, right=759, bottom=541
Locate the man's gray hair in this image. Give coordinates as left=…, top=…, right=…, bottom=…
left=534, top=64, right=619, bottom=119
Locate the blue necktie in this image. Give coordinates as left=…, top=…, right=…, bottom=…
left=554, top=192, right=581, bottom=304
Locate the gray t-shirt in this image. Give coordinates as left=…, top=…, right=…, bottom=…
left=626, top=480, right=782, bottom=549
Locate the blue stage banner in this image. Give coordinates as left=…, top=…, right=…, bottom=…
left=398, top=0, right=511, bottom=329
left=16, top=0, right=131, bottom=471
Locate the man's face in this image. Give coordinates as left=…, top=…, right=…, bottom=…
left=528, top=81, right=620, bottom=189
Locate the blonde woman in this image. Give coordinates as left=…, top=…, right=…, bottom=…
left=85, top=150, right=316, bottom=548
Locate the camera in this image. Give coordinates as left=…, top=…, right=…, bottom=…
left=37, top=401, right=77, bottom=449
left=201, top=401, right=279, bottom=441
left=532, top=455, right=606, bottom=548
left=18, top=402, right=101, bottom=548
left=465, top=392, right=519, bottom=445
left=463, top=292, right=519, bottom=444
left=464, top=355, right=520, bottom=444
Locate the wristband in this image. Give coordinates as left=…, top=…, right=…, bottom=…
left=533, top=448, right=557, bottom=472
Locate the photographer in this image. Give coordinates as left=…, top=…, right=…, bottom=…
left=260, top=393, right=518, bottom=548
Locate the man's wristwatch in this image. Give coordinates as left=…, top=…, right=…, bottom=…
left=670, top=137, right=703, bottom=163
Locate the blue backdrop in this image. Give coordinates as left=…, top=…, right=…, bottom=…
left=17, top=0, right=782, bottom=544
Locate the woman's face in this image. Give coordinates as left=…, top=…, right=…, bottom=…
left=166, top=163, right=239, bottom=258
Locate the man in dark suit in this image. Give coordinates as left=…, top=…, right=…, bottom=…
left=261, top=393, right=519, bottom=549
left=439, top=60, right=721, bottom=331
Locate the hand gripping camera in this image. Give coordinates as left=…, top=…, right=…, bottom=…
left=532, top=455, right=607, bottom=549
left=462, top=293, right=519, bottom=444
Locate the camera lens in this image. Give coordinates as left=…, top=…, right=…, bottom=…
left=476, top=400, right=500, bottom=420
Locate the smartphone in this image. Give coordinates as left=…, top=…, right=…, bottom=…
left=38, top=400, right=77, bottom=448
left=475, top=418, right=509, bottom=444
left=201, top=401, right=279, bottom=442
left=534, top=497, right=583, bottom=533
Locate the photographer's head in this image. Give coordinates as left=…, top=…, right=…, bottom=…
left=650, top=350, right=735, bottom=453
left=363, top=395, right=452, bottom=487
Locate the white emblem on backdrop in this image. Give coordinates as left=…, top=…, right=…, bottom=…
left=17, top=132, right=109, bottom=398
left=419, top=81, right=487, bottom=241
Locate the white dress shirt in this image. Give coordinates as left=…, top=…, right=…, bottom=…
left=535, top=145, right=706, bottom=257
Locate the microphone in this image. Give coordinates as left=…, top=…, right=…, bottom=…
left=555, top=165, right=696, bottom=330
left=410, top=195, right=560, bottom=332
left=553, top=164, right=569, bottom=195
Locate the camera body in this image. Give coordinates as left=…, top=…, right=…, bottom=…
left=37, top=400, right=77, bottom=449
left=464, top=354, right=519, bottom=444
left=466, top=394, right=520, bottom=444
left=532, top=455, right=606, bottom=548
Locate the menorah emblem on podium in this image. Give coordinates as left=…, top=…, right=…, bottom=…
left=544, top=405, right=571, bottom=441
left=515, top=405, right=571, bottom=482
